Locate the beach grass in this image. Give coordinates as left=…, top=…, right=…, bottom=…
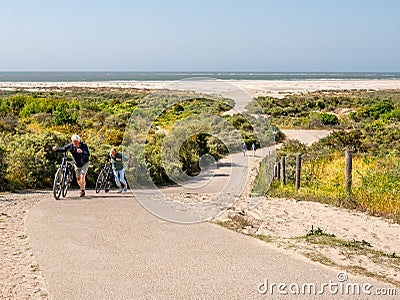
left=266, top=153, right=400, bottom=222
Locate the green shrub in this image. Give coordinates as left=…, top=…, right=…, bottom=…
left=312, top=130, right=365, bottom=152
left=104, top=129, right=125, bottom=146
left=356, top=102, right=394, bottom=120
left=3, top=131, right=68, bottom=189
left=310, top=112, right=339, bottom=126
left=0, top=95, right=28, bottom=114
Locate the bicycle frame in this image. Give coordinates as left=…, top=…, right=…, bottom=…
left=53, top=152, right=74, bottom=200
left=95, top=160, right=114, bottom=193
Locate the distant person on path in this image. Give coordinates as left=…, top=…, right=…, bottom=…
left=242, top=142, right=247, bottom=157
left=251, top=143, right=256, bottom=157
left=53, top=134, right=90, bottom=197
left=109, top=147, right=128, bottom=193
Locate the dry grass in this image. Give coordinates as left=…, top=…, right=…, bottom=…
left=268, top=154, right=400, bottom=222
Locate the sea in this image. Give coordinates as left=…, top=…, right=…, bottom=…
left=0, top=72, right=400, bottom=82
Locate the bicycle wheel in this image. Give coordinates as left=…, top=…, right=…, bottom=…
left=53, top=168, right=63, bottom=200
left=61, top=169, right=69, bottom=198
left=61, top=165, right=73, bottom=197
left=61, top=183, right=68, bottom=197
left=95, top=169, right=106, bottom=193
left=104, top=168, right=113, bottom=192
left=105, top=180, right=112, bottom=193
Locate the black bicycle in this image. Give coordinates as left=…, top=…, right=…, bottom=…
left=53, top=152, right=74, bottom=200
left=95, top=159, right=114, bottom=193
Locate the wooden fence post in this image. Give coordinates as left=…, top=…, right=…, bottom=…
left=345, top=150, right=352, bottom=194
left=281, top=156, right=286, bottom=185
left=277, top=161, right=281, bottom=180
left=296, top=154, right=302, bottom=190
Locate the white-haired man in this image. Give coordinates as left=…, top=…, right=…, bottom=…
left=53, top=134, right=90, bottom=197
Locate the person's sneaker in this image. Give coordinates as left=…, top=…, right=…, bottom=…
left=80, top=190, right=85, bottom=197
left=118, top=187, right=122, bottom=193
left=123, top=185, right=128, bottom=192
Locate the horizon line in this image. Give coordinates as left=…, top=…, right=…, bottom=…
left=1, top=70, right=400, bottom=73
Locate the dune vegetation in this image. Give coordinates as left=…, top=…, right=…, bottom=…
left=0, top=89, right=270, bottom=190
left=251, top=90, right=400, bottom=222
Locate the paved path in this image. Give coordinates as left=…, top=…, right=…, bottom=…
left=27, top=191, right=394, bottom=299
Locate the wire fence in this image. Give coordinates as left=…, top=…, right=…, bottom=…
left=268, top=151, right=400, bottom=218
left=272, top=151, right=400, bottom=190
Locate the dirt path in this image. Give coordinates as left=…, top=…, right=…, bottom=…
left=280, top=129, right=332, bottom=145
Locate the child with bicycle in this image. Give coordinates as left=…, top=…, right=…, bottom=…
left=53, top=134, right=90, bottom=197
left=109, top=147, right=128, bottom=193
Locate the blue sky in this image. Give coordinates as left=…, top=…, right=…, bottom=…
left=1, top=0, right=399, bottom=71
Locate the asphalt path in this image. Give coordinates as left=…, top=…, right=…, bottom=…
left=26, top=191, right=394, bottom=299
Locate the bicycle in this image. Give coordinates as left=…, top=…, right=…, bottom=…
left=53, top=152, right=74, bottom=200
left=95, top=159, right=114, bottom=193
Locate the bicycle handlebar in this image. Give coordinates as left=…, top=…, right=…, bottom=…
left=56, top=151, right=74, bottom=162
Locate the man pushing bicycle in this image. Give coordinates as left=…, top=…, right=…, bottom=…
left=53, top=134, right=90, bottom=197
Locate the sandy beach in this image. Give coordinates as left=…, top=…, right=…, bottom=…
left=1, top=79, right=400, bottom=97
